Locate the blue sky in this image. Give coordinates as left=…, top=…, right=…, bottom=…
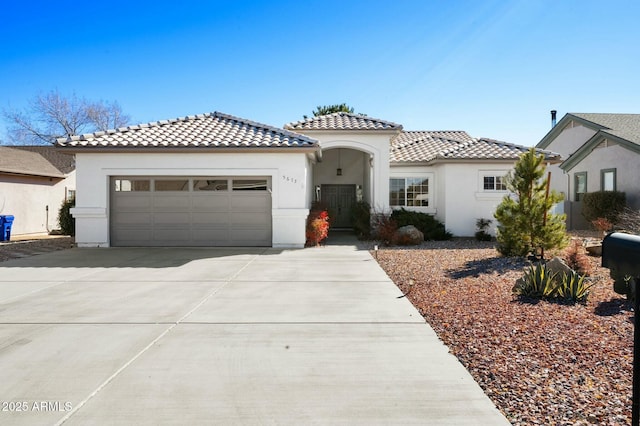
left=1, top=0, right=639, bottom=146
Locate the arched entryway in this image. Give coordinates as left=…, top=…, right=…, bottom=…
left=313, top=146, right=373, bottom=228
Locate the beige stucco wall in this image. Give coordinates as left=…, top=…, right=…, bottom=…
left=0, top=171, right=76, bottom=236
left=539, top=123, right=597, bottom=201
left=568, top=142, right=640, bottom=209
left=71, top=152, right=311, bottom=248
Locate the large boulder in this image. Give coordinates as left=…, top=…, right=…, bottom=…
left=394, top=225, right=424, bottom=245
left=546, top=256, right=574, bottom=281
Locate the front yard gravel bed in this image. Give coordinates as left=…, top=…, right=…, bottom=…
left=372, top=239, right=632, bottom=425
left=0, top=236, right=74, bottom=262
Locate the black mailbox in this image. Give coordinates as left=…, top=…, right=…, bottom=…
left=603, top=232, right=640, bottom=279
left=602, top=232, right=640, bottom=424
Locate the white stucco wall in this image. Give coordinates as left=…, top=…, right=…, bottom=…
left=389, top=162, right=513, bottom=237
left=71, top=152, right=311, bottom=248
left=298, top=131, right=394, bottom=212
left=439, top=163, right=512, bottom=236
left=0, top=171, right=76, bottom=236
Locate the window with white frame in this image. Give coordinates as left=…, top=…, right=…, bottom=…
left=483, top=175, right=507, bottom=191
left=390, top=177, right=430, bottom=207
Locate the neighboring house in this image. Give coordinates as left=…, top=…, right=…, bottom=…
left=56, top=111, right=558, bottom=248
left=536, top=113, right=640, bottom=229
left=0, top=146, right=76, bottom=236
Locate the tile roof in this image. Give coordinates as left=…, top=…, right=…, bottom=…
left=570, top=113, right=640, bottom=145
left=391, top=132, right=560, bottom=163
left=285, top=112, right=403, bottom=131
left=55, top=112, right=319, bottom=150
left=11, top=146, right=75, bottom=174
left=0, top=147, right=66, bottom=178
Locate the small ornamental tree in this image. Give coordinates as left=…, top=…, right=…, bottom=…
left=494, top=148, right=567, bottom=258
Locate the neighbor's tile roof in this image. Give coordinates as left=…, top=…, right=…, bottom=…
left=570, top=113, right=640, bottom=145
left=55, top=112, right=319, bottom=149
left=0, top=147, right=66, bottom=178
left=285, top=112, right=403, bottom=131
left=391, top=132, right=560, bottom=163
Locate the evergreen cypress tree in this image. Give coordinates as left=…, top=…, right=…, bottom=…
left=494, top=148, right=567, bottom=258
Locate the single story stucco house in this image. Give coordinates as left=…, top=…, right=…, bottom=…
left=0, top=146, right=76, bottom=236
left=536, top=112, right=640, bottom=229
left=55, top=111, right=559, bottom=248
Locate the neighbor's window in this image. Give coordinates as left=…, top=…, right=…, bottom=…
left=232, top=179, right=268, bottom=191
left=601, top=169, right=616, bottom=191
left=155, top=179, right=189, bottom=191
left=194, top=179, right=228, bottom=191
left=575, top=172, right=587, bottom=201
left=483, top=175, right=507, bottom=191
left=114, top=179, right=150, bottom=192
left=389, top=177, right=429, bottom=207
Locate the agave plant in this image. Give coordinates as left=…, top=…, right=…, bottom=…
left=513, top=263, right=559, bottom=298
left=556, top=271, right=594, bottom=303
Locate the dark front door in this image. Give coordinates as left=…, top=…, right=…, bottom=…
left=321, top=184, right=356, bottom=228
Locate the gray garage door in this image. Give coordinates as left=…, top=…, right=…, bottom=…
left=110, top=177, right=272, bottom=247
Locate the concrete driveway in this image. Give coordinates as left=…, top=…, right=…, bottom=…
left=0, top=241, right=509, bottom=425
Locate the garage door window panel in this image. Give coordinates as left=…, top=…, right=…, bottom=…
left=155, top=179, right=189, bottom=191
left=194, top=179, right=228, bottom=191
left=114, top=179, right=150, bottom=192
left=233, top=179, right=268, bottom=191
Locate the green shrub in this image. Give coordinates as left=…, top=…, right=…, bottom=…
left=513, top=263, right=593, bottom=303
left=390, top=208, right=452, bottom=240
left=513, top=263, right=559, bottom=298
left=350, top=201, right=371, bottom=239
left=556, top=271, right=593, bottom=303
left=58, top=197, right=75, bottom=236
left=582, top=191, right=626, bottom=224
left=475, top=218, right=493, bottom=241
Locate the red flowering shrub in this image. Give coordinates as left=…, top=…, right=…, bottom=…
left=306, top=209, right=330, bottom=246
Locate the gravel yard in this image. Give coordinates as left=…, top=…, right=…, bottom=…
left=373, top=238, right=633, bottom=426
left=0, top=236, right=74, bottom=262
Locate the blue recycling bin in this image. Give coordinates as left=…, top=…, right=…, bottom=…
left=0, top=215, right=14, bottom=242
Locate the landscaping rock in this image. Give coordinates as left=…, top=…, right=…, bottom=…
left=546, top=256, right=574, bottom=280
left=394, top=225, right=424, bottom=245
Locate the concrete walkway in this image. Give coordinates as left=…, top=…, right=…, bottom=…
left=0, top=238, right=509, bottom=425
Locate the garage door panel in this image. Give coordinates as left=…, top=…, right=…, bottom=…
left=192, top=195, right=230, bottom=211
left=191, top=229, right=230, bottom=242
left=153, top=212, right=192, bottom=226
left=111, top=177, right=271, bottom=247
left=153, top=196, right=190, bottom=210
left=112, top=229, right=153, bottom=243
left=113, top=196, right=152, bottom=209
left=153, top=229, right=193, bottom=242
left=113, top=212, right=152, bottom=225
left=231, top=212, right=271, bottom=226
left=231, top=195, right=269, bottom=210
left=191, top=212, right=230, bottom=225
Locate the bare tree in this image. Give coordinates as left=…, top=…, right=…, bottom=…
left=86, top=100, right=130, bottom=132
left=3, top=90, right=131, bottom=145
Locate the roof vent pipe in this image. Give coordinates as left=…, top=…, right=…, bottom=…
left=551, top=110, right=557, bottom=128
